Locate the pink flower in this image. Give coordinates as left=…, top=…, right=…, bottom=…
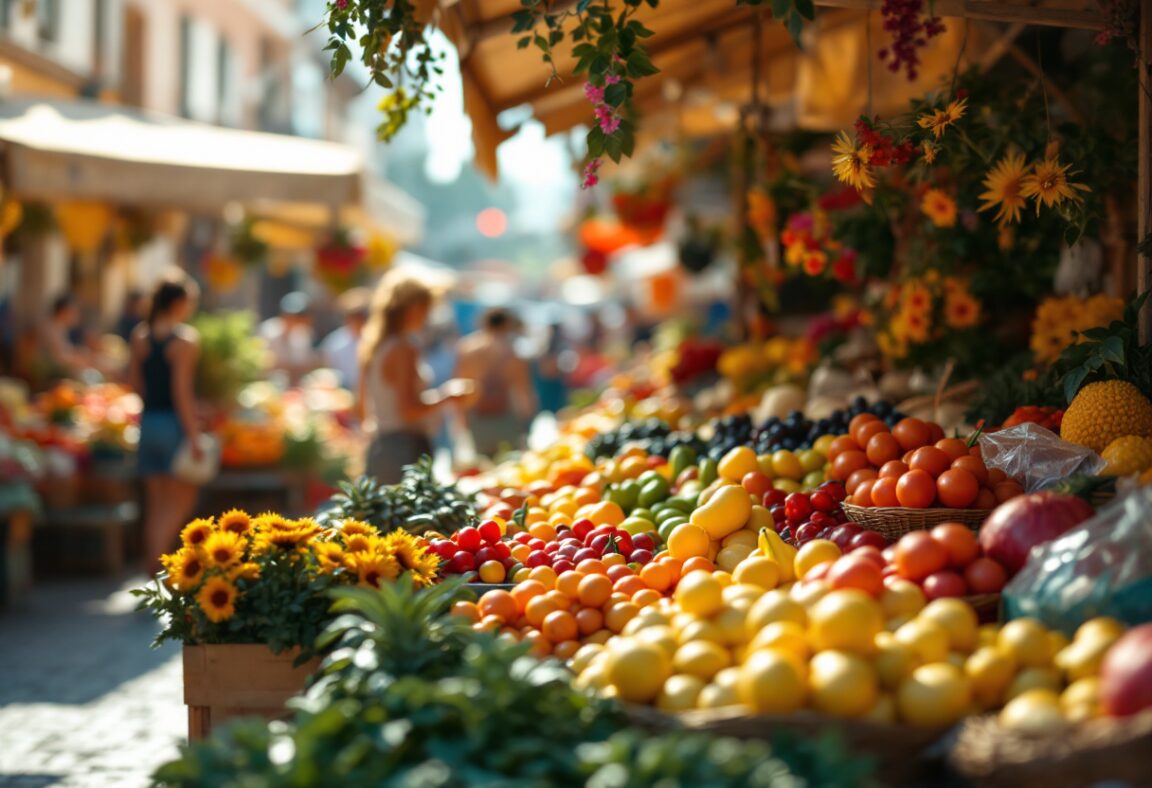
left=335, top=0, right=348, bottom=8
left=594, top=105, right=620, bottom=135
left=605, top=73, right=621, bottom=86
left=582, top=159, right=602, bottom=190
left=583, top=82, right=605, bottom=105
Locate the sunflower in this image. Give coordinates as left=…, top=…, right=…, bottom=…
left=180, top=518, right=214, bottom=548
left=384, top=531, right=440, bottom=588
left=256, top=526, right=312, bottom=551
left=978, top=149, right=1028, bottom=225
left=218, top=509, right=253, bottom=536
left=900, top=308, right=932, bottom=342
left=347, top=550, right=400, bottom=588
left=292, top=517, right=323, bottom=543
left=254, top=513, right=294, bottom=533
left=831, top=131, right=875, bottom=194
left=228, top=562, right=261, bottom=583
left=916, top=97, right=967, bottom=139
left=344, top=533, right=375, bottom=554
left=338, top=520, right=379, bottom=538
left=197, top=577, right=238, bottom=623
left=203, top=531, right=245, bottom=568
left=920, top=188, right=957, bottom=228
left=163, top=547, right=206, bottom=592
left=902, top=281, right=932, bottom=315
left=313, top=542, right=346, bottom=574
left=1020, top=157, right=1090, bottom=215
left=945, top=291, right=981, bottom=328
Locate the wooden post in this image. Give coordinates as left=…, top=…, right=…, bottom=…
left=1139, top=4, right=1151, bottom=343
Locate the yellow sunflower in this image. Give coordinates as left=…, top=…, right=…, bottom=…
left=292, top=517, right=323, bottom=543
left=945, top=291, right=981, bottom=328
left=163, top=547, right=206, bottom=592
left=180, top=518, right=214, bottom=548
left=344, top=533, right=375, bottom=554
left=347, top=550, right=400, bottom=588
left=916, top=97, right=967, bottom=139
left=1020, top=157, right=1090, bottom=215
left=338, top=520, right=379, bottom=538
left=218, top=509, right=253, bottom=536
left=384, top=531, right=440, bottom=588
left=313, top=542, right=346, bottom=574
left=831, top=131, right=875, bottom=193
left=203, top=531, right=245, bottom=568
left=921, top=188, right=957, bottom=228
left=197, top=577, right=238, bottom=623
left=254, top=513, right=294, bottom=533
left=978, top=149, right=1028, bottom=225
left=228, top=562, right=261, bottom=583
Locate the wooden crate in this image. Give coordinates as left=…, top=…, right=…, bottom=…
left=183, top=644, right=321, bottom=741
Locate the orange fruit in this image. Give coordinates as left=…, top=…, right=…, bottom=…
left=575, top=607, right=604, bottom=635
left=476, top=614, right=503, bottom=632
left=614, top=575, right=647, bottom=597
left=605, top=601, right=640, bottom=633
left=667, top=523, right=710, bottom=560
left=849, top=413, right=881, bottom=444
left=511, top=544, right=532, bottom=563
left=870, top=477, right=900, bottom=508
left=543, top=589, right=572, bottom=611
left=909, top=446, right=952, bottom=478
left=827, top=435, right=861, bottom=462
left=451, top=600, right=481, bottom=623
left=529, top=565, right=558, bottom=588
left=632, top=588, right=661, bottom=607
left=831, top=451, right=870, bottom=482
left=479, top=591, right=519, bottom=622
left=892, top=418, right=932, bottom=451
left=681, top=556, right=714, bottom=575
left=951, top=455, right=989, bottom=485
left=584, top=500, right=626, bottom=526
left=510, top=579, right=548, bottom=612
left=523, top=629, right=551, bottom=657
left=879, top=460, right=909, bottom=479
left=640, top=562, right=674, bottom=592
left=578, top=573, right=613, bottom=608
left=542, top=609, right=578, bottom=643
left=895, top=469, right=936, bottom=508
left=866, top=433, right=902, bottom=467
left=556, top=571, right=583, bottom=600
left=576, top=558, right=608, bottom=576
left=528, top=522, right=557, bottom=543
left=524, top=595, right=561, bottom=627
left=852, top=479, right=876, bottom=507
left=936, top=468, right=979, bottom=509
left=935, top=438, right=970, bottom=461
left=854, top=420, right=890, bottom=449
left=846, top=468, right=879, bottom=495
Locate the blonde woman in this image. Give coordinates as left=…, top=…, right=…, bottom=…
left=358, top=272, right=471, bottom=483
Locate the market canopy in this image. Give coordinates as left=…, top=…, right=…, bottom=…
left=438, top=0, right=1105, bottom=178
left=0, top=98, right=421, bottom=241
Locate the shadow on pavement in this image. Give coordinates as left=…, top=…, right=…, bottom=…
left=0, top=775, right=62, bottom=787
left=0, top=575, right=177, bottom=706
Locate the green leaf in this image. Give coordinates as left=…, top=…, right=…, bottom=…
left=1101, top=335, right=1126, bottom=365
left=1064, top=367, right=1089, bottom=404
left=516, top=35, right=531, bottom=49
left=771, top=0, right=790, bottom=17
left=786, top=10, right=805, bottom=44
left=603, top=82, right=628, bottom=107
left=795, top=0, right=816, bottom=18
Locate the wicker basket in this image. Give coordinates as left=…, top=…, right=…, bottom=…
left=841, top=503, right=990, bottom=541
left=624, top=704, right=950, bottom=785
left=948, top=710, right=1152, bottom=787
left=963, top=593, right=1002, bottom=624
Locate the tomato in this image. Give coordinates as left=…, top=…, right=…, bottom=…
left=926, top=422, right=946, bottom=444
left=850, top=544, right=888, bottom=566
left=851, top=479, right=876, bottom=507
left=866, top=432, right=902, bottom=467
left=827, top=435, right=862, bottom=462
left=831, top=450, right=871, bottom=482
left=846, top=468, right=879, bottom=495
left=854, top=420, right=890, bottom=449
left=964, top=557, right=1008, bottom=593
left=879, top=460, right=909, bottom=479
left=986, top=467, right=1008, bottom=485
left=936, top=468, right=980, bottom=509
left=848, top=413, right=880, bottom=444
left=895, top=469, right=936, bottom=508
left=994, top=480, right=1025, bottom=503
left=909, top=446, right=952, bottom=478
left=742, top=471, right=774, bottom=498
left=935, top=438, right=970, bottom=461
left=893, top=531, right=950, bottom=581
left=930, top=523, right=980, bottom=567
left=870, top=477, right=900, bottom=508
left=922, top=570, right=968, bottom=600
left=826, top=554, right=885, bottom=596
left=951, top=455, right=989, bottom=485
left=892, top=418, right=932, bottom=452
left=973, top=487, right=998, bottom=510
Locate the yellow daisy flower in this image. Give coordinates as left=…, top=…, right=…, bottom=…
left=384, top=531, right=440, bottom=587
left=338, top=520, right=379, bottom=538
left=921, top=188, right=957, bottom=228
left=197, top=577, right=238, bottom=623
left=916, top=97, right=967, bottom=139
left=162, top=547, right=206, bottom=592
left=218, top=509, right=253, bottom=536
left=978, top=149, right=1028, bottom=225
left=347, top=550, right=400, bottom=588
left=1020, top=157, right=1090, bottom=215
left=344, top=533, right=374, bottom=554
left=313, top=542, right=346, bottom=574
left=228, top=562, right=261, bottom=583
left=831, top=131, right=875, bottom=193
left=203, top=531, right=245, bottom=568
left=180, top=518, right=214, bottom=548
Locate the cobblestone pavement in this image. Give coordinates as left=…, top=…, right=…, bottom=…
left=0, top=576, right=185, bottom=787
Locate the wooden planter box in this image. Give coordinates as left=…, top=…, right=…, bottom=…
left=183, top=644, right=321, bottom=741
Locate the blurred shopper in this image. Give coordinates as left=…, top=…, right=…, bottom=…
left=115, top=290, right=146, bottom=341
left=260, top=291, right=318, bottom=384
left=359, top=272, right=472, bottom=483
left=455, top=308, right=537, bottom=457
left=43, top=294, right=95, bottom=377
left=533, top=323, right=569, bottom=414
left=129, top=271, right=205, bottom=573
left=321, top=287, right=370, bottom=391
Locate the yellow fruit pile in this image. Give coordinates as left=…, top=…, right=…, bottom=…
left=1061, top=380, right=1152, bottom=454
left=1100, top=435, right=1152, bottom=477
left=571, top=566, right=1125, bottom=728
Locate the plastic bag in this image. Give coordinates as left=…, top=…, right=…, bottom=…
left=1003, top=487, right=1152, bottom=634
left=978, top=423, right=1104, bottom=493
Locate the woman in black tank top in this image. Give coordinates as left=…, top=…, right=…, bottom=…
left=129, top=272, right=203, bottom=573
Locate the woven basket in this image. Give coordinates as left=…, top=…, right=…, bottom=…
left=948, top=710, right=1152, bottom=787
left=963, top=593, right=1002, bottom=624
left=624, top=704, right=949, bottom=785
left=841, top=503, right=990, bottom=541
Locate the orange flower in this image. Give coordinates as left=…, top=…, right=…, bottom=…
left=921, top=188, right=957, bottom=228
left=945, top=291, right=981, bottom=328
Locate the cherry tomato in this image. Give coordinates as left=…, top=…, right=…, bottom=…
left=909, top=446, right=952, bottom=478
left=922, top=570, right=968, bottom=600
left=826, top=554, right=884, bottom=596
left=892, top=418, right=932, bottom=452
left=893, top=531, right=949, bottom=581
left=964, top=557, right=1008, bottom=593
left=869, top=477, right=900, bottom=508
left=930, top=522, right=980, bottom=567
left=936, top=468, right=979, bottom=508
left=895, top=469, right=936, bottom=508
left=951, top=455, right=989, bottom=485
left=866, top=432, right=902, bottom=467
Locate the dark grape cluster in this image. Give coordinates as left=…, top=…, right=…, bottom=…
left=753, top=397, right=907, bottom=455
left=878, top=0, right=946, bottom=81
left=584, top=419, right=705, bottom=460
left=704, top=413, right=754, bottom=460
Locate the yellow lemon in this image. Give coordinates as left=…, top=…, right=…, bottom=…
left=667, top=523, right=711, bottom=560
left=790, top=581, right=831, bottom=609
left=1075, top=617, right=1126, bottom=644
left=711, top=605, right=749, bottom=647
left=697, top=681, right=743, bottom=710
left=998, top=619, right=1053, bottom=668
left=722, top=529, right=760, bottom=549
left=738, top=648, right=807, bottom=714
left=747, top=621, right=811, bottom=662
left=866, top=693, right=898, bottom=723
left=771, top=450, right=805, bottom=481
left=965, top=646, right=1017, bottom=709
left=1061, top=676, right=1101, bottom=722
left=723, top=583, right=766, bottom=606
left=794, top=539, right=842, bottom=580
left=570, top=643, right=605, bottom=675
left=897, top=662, right=972, bottom=727
left=656, top=674, right=706, bottom=712
left=918, top=599, right=978, bottom=653
left=676, top=572, right=725, bottom=618
left=999, top=689, right=1067, bottom=735
left=746, top=590, right=808, bottom=636
left=634, top=626, right=680, bottom=661
left=718, top=446, right=760, bottom=482
left=809, top=650, right=879, bottom=718
left=1005, top=666, right=1062, bottom=701
left=809, top=590, right=885, bottom=655
left=674, top=640, right=732, bottom=681
left=606, top=641, right=671, bottom=702
left=872, top=631, right=917, bottom=691
left=733, top=555, right=782, bottom=590
left=880, top=579, right=927, bottom=619
left=677, top=618, right=724, bottom=646
left=894, top=619, right=951, bottom=665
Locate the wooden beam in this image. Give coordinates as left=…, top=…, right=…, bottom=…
left=813, top=0, right=1104, bottom=31
left=1139, top=4, right=1151, bottom=342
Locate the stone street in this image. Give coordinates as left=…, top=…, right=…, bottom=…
left=0, top=577, right=185, bottom=787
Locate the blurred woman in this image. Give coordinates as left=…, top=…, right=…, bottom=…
left=359, top=273, right=471, bottom=484
left=455, top=308, right=537, bottom=456
left=129, top=271, right=204, bottom=572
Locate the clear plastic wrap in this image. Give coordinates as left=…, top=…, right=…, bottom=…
left=1003, top=488, right=1152, bottom=634
left=978, top=423, right=1104, bottom=493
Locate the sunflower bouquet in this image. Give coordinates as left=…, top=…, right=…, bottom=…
left=134, top=509, right=441, bottom=657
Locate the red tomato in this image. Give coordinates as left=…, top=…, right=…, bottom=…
left=854, top=420, right=890, bottom=449
left=930, top=522, right=980, bottom=567
left=922, top=570, right=968, bottom=600
left=926, top=422, right=947, bottom=444
left=893, top=531, right=949, bottom=581
left=870, top=477, right=900, bottom=508
left=951, top=455, right=989, bottom=485
left=892, top=418, right=932, bottom=452
left=848, top=413, right=881, bottom=444
left=879, top=460, right=909, bottom=479
left=832, top=451, right=871, bottom=482
left=866, top=432, right=902, bottom=467
left=895, top=469, right=936, bottom=508
left=964, top=557, right=1008, bottom=593
left=827, top=435, right=862, bottom=462
left=973, top=487, right=998, bottom=510
left=909, top=446, right=952, bottom=478
left=826, top=554, right=885, bottom=596
left=935, top=438, right=970, bottom=461
left=852, top=479, right=876, bottom=507
left=846, top=468, right=879, bottom=495
left=936, top=468, right=980, bottom=509
left=994, top=480, right=1025, bottom=503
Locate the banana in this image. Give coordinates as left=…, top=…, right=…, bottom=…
left=758, top=527, right=797, bottom=583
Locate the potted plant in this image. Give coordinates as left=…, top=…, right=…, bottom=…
left=134, top=509, right=441, bottom=739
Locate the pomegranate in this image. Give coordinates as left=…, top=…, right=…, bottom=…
left=1100, top=623, right=1152, bottom=717
left=978, top=493, right=1094, bottom=576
